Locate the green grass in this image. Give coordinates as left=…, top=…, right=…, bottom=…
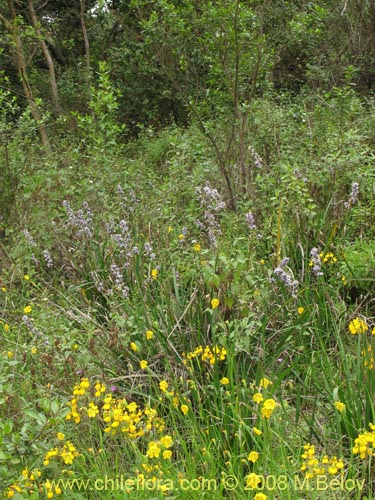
left=1, top=91, right=375, bottom=500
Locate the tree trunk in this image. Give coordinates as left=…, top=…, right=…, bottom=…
left=0, top=2, right=51, bottom=153
left=80, top=0, right=91, bottom=90
left=27, top=0, right=62, bottom=115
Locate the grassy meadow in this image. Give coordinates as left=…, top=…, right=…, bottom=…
left=1, top=88, right=375, bottom=500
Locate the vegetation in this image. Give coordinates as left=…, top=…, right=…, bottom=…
left=1, top=1, right=375, bottom=499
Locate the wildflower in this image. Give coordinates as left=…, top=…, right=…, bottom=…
left=23, top=305, right=32, bottom=314
left=181, top=404, right=189, bottom=415
left=353, top=425, right=375, bottom=458
left=24, top=275, right=30, bottom=280
left=248, top=451, right=259, bottom=463
left=297, top=307, right=304, bottom=315
left=341, top=275, right=348, bottom=285
left=259, top=377, right=272, bottom=389
left=253, top=494, right=267, bottom=500
left=4, top=323, right=9, bottom=332
left=273, top=258, right=299, bottom=297
left=349, top=317, right=368, bottom=335
left=159, top=380, right=169, bottom=393
left=87, top=402, right=99, bottom=418
left=253, top=392, right=264, bottom=404
left=334, top=401, right=346, bottom=412
left=345, top=182, right=359, bottom=208
left=160, top=435, right=173, bottom=448
left=309, top=248, right=323, bottom=276
left=178, top=234, right=185, bottom=241
left=7, top=351, right=13, bottom=359
left=163, top=450, right=172, bottom=459
left=261, top=399, right=277, bottom=419
left=220, top=377, right=230, bottom=385
left=245, top=472, right=261, bottom=489
left=253, top=427, right=262, bottom=436
left=57, top=432, right=65, bottom=441
left=259, top=259, right=265, bottom=265
left=145, top=330, right=154, bottom=340
left=31, top=347, right=37, bottom=355
left=245, top=212, right=257, bottom=230
left=151, top=269, right=158, bottom=280
left=94, top=382, right=106, bottom=397
left=211, top=298, right=220, bottom=309
left=140, top=360, right=148, bottom=370
left=130, top=342, right=139, bottom=352
left=248, top=146, right=263, bottom=169
left=1, top=286, right=6, bottom=292
left=193, top=243, right=201, bottom=252
left=43, top=249, right=53, bottom=268
left=147, top=441, right=161, bottom=458
left=168, top=226, right=173, bottom=233
left=73, top=344, right=79, bottom=349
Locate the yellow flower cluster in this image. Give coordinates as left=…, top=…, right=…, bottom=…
left=362, top=345, right=374, bottom=369
left=146, top=435, right=174, bottom=460
left=353, top=424, right=375, bottom=459
left=183, top=345, right=227, bottom=365
left=66, top=378, right=165, bottom=439
left=5, top=469, right=43, bottom=498
left=300, top=444, right=344, bottom=478
left=349, top=317, right=368, bottom=335
left=320, top=251, right=338, bottom=264
left=260, top=398, right=277, bottom=419
left=245, top=472, right=261, bottom=489
left=44, top=441, right=80, bottom=466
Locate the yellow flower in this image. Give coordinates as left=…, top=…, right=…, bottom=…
left=259, top=259, right=265, bottom=265
left=372, top=327, right=375, bottom=336
left=261, top=399, right=277, bottom=419
left=253, top=392, right=263, bottom=404
left=193, top=243, right=201, bottom=252
left=253, top=494, right=267, bottom=500
left=130, top=342, right=139, bottom=352
left=297, top=307, right=305, bottom=315
left=57, top=432, right=65, bottom=441
left=145, top=330, right=154, bottom=340
left=248, top=451, right=259, bottom=463
left=160, top=435, right=173, bottom=448
left=151, top=269, right=158, bottom=280
left=7, top=351, right=13, bottom=359
left=259, top=377, right=272, bottom=389
left=252, top=427, right=262, bottom=436
left=87, top=402, right=99, bottom=418
left=24, top=275, right=30, bottom=280
left=211, top=298, right=220, bottom=309
left=349, top=317, right=368, bottom=335
left=4, top=323, right=9, bottom=332
left=140, top=360, right=148, bottom=370
left=178, top=234, right=185, bottom=240
left=159, top=380, right=169, bottom=393
left=180, top=404, right=189, bottom=415
left=146, top=441, right=161, bottom=458
left=220, top=377, right=229, bottom=385
left=334, top=401, right=346, bottom=412
left=31, top=347, right=37, bottom=355
left=167, top=226, right=174, bottom=233
left=73, top=344, right=79, bottom=350
left=163, top=450, right=172, bottom=459
left=1, top=287, right=6, bottom=292
left=245, top=472, right=261, bottom=489
left=23, top=305, right=32, bottom=314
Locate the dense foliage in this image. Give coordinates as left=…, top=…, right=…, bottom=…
left=1, top=1, right=375, bottom=499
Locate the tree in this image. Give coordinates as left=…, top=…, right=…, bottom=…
left=0, top=0, right=51, bottom=152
